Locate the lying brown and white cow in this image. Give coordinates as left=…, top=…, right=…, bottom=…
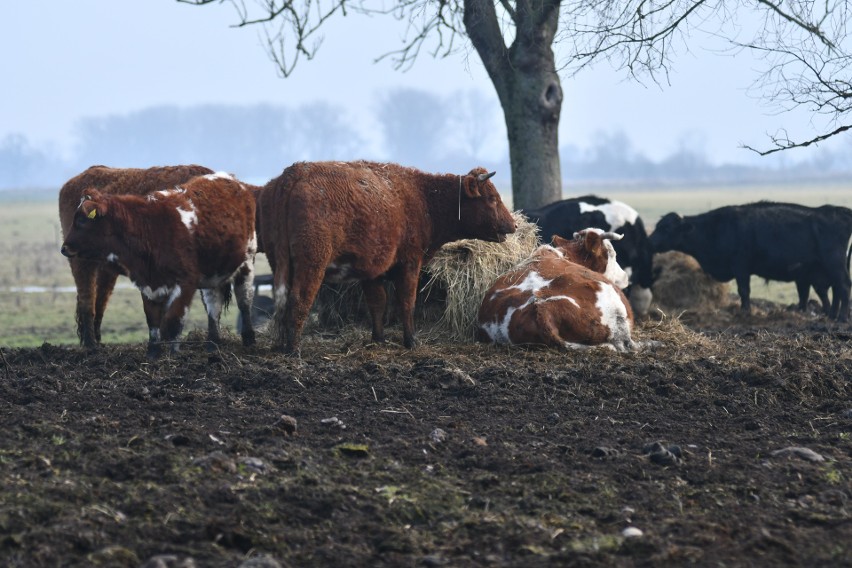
left=58, top=164, right=214, bottom=348
left=61, top=172, right=257, bottom=358
left=476, top=229, right=646, bottom=352
left=258, top=160, right=517, bottom=355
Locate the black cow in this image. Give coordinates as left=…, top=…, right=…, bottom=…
left=522, top=195, right=655, bottom=317
left=649, top=202, right=852, bottom=321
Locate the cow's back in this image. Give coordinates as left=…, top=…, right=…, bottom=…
left=172, top=176, right=257, bottom=279
left=59, top=165, right=214, bottom=237
left=261, top=161, right=418, bottom=277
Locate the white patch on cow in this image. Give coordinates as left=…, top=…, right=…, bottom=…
left=149, top=327, right=160, bottom=343
left=274, top=284, right=288, bottom=312
left=603, top=240, right=630, bottom=289
left=630, top=285, right=653, bottom=317
left=138, top=284, right=173, bottom=301
left=201, top=288, right=223, bottom=319
left=579, top=200, right=638, bottom=231
left=150, top=187, right=187, bottom=201
left=542, top=295, right=580, bottom=309
left=106, top=253, right=119, bottom=264
left=203, top=171, right=234, bottom=181
left=166, top=285, right=182, bottom=310
left=178, top=202, right=197, bottom=231
left=491, top=271, right=552, bottom=301
left=595, top=283, right=635, bottom=352
left=138, top=284, right=182, bottom=311
left=246, top=233, right=258, bottom=259
left=480, top=297, right=535, bottom=344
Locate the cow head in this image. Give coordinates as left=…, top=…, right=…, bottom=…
left=556, top=228, right=629, bottom=289
left=648, top=212, right=686, bottom=253
left=458, top=168, right=516, bottom=242
left=60, top=189, right=115, bottom=259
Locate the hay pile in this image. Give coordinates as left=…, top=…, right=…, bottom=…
left=421, top=211, right=541, bottom=341
left=652, top=251, right=729, bottom=314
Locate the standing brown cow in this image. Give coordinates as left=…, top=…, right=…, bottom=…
left=61, top=172, right=257, bottom=358
left=258, top=160, right=517, bottom=355
left=58, top=165, right=214, bottom=347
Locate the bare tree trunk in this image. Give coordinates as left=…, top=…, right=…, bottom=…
left=465, top=0, right=563, bottom=210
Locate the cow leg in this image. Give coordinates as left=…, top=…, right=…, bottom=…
left=361, top=279, right=388, bottom=343
left=813, top=283, right=831, bottom=316
left=393, top=264, right=422, bottom=349
left=285, top=265, right=327, bottom=357
left=142, top=298, right=166, bottom=360
left=92, top=267, right=119, bottom=344
left=794, top=279, right=812, bottom=312
left=735, top=273, right=751, bottom=314
left=271, top=252, right=291, bottom=353
left=200, top=285, right=228, bottom=352
left=831, top=277, right=851, bottom=322
left=69, top=258, right=99, bottom=348
left=232, top=263, right=257, bottom=347
left=159, top=285, right=196, bottom=356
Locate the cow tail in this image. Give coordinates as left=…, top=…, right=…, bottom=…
left=847, top=232, right=852, bottom=276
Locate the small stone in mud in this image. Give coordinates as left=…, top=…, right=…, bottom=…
left=238, top=555, right=283, bottom=568
left=430, top=428, right=448, bottom=444
left=275, top=414, right=298, bottom=435
left=622, top=527, right=643, bottom=538
left=643, top=441, right=681, bottom=465
left=141, top=555, right=197, bottom=568
left=649, top=449, right=679, bottom=466
left=321, top=416, right=346, bottom=429
left=191, top=451, right=237, bottom=473
left=239, top=457, right=269, bottom=474
left=591, top=446, right=621, bottom=458
left=770, top=446, right=825, bottom=462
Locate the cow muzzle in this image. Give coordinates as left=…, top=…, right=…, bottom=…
left=60, top=244, right=77, bottom=258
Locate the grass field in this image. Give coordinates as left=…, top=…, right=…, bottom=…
left=1, top=183, right=849, bottom=347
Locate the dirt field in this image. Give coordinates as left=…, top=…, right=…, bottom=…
left=1, top=302, right=850, bottom=567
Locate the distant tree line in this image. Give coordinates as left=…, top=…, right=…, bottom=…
left=2, top=88, right=851, bottom=191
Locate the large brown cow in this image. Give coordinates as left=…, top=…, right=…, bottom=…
left=61, top=172, right=257, bottom=358
left=258, top=160, right=517, bottom=355
left=476, top=229, right=647, bottom=352
left=58, top=165, right=214, bottom=347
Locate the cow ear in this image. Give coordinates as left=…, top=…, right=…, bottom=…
left=81, top=198, right=107, bottom=219
left=461, top=175, right=482, bottom=198
left=580, top=229, right=603, bottom=254
left=462, top=169, right=496, bottom=198
left=551, top=234, right=570, bottom=248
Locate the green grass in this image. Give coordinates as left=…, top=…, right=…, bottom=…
left=1, top=183, right=849, bottom=348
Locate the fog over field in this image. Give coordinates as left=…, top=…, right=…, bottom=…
left=2, top=2, right=852, bottom=191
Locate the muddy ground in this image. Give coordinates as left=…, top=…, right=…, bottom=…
left=0, top=302, right=850, bottom=567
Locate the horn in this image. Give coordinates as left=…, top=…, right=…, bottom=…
left=477, top=171, right=496, bottom=182
left=601, top=231, right=624, bottom=241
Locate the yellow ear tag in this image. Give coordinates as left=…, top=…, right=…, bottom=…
left=87, top=209, right=97, bottom=219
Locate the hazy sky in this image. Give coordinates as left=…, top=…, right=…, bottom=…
left=2, top=1, right=847, bottom=166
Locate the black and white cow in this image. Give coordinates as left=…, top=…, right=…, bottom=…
left=522, top=195, right=654, bottom=317
left=649, top=201, right=852, bottom=321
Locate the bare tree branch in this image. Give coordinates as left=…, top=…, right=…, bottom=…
left=742, top=123, right=852, bottom=154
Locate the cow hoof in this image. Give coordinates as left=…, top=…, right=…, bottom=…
left=241, top=332, right=257, bottom=348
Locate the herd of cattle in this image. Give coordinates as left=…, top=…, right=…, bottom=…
left=57, top=163, right=852, bottom=359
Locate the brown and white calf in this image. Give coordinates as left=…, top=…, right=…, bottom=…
left=61, top=172, right=257, bottom=358
left=58, top=164, right=215, bottom=348
left=476, top=229, right=646, bottom=352
left=258, top=160, right=517, bottom=355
